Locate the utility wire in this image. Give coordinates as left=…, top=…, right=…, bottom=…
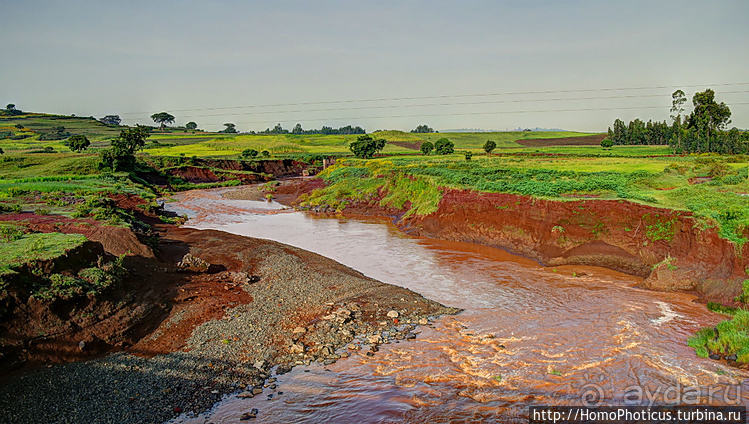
left=169, top=90, right=749, bottom=120
left=117, top=82, right=749, bottom=117
left=220, top=102, right=749, bottom=126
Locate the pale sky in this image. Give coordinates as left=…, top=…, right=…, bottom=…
left=2, top=0, right=748, bottom=132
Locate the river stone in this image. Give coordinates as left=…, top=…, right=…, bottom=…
left=289, top=343, right=305, bottom=354
left=177, top=253, right=211, bottom=273
left=292, top=326, right=306, bottom=334
left=709, top=354, right=721, bottom=360
left=386, top=310, right=399, bottom=318
left=368, top=334, right=382, bottom=344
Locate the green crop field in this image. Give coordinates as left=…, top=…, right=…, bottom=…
left=413, top=131, right=598, bottom=149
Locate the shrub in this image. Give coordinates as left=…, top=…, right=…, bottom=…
left=420, top=141, right=434, bottom=156
left=483, top=140, right=496, bottom=154
left=241, top=149, right=259, bottom=158
left=349, top=135, right=386, bottom=159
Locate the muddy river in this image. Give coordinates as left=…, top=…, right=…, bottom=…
left=166, top=188, right=748, bottom=423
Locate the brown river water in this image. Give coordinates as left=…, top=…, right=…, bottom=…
left=165, top=188, right=749, bottom=423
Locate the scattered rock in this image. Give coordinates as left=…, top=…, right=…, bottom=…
left=253, top=360, right=266, bottom=370
left=418, top=318, right=429, bottom=325
left=177, top=253, right=211, bottom=273
left=709, top=354, right=721, bottom=360
left=292, top=326, right=307, bottom=335
left=240, top=408, right=259, bottom=420
left=386, top=310, right=399, bottom=318
left=727, top=354, right=738, bottom=362
left=237, top=392, right=255, bottom=399
left=252, top=387, right=263, bottom=395
left=276, top=364, right=293, bottom=375
left=289, top=343, right=305, bottom=354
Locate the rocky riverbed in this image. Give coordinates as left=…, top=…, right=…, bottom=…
left=0, top=225, right=457, bottom=423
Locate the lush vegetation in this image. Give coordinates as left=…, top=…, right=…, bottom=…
left=688, top=297, right=749, bottom=363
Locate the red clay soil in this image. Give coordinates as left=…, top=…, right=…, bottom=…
left=516, top=134, right=607, bottom=147
left=272, top=178, right=327, bottom=204
left=281, top=179, right=749, bottom=305
left=0, top=213, right=153, bottom=257
left=1, top=196, right=453, bottom=377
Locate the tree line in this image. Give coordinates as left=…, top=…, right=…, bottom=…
left=606, top=89, right=748, bottom=154
left=251, top=123, right=366, bottom=135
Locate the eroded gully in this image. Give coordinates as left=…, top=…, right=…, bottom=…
left=165, top=187, right=748, bottom=423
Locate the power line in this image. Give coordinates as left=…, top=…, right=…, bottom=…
left=166, top=90, right=749, bottom=120
left=221, top=102, right=749, bottom=126
left=117, top=82, right=749, bottom=117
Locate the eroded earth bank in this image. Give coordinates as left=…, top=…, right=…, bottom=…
left=0, top=192, right=456, bottom=423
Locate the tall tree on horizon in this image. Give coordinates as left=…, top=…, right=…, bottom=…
left=150, top=112, right=175, bottom=129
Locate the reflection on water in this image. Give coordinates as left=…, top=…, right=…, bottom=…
left=166, top=188, right=749, bottom=423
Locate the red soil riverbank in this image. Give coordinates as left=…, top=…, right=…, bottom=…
left=279, top=180, right=748, bottom=305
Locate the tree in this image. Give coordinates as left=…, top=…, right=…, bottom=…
left=483, top=140, right=496, bottom=154
left=261, top=150, right=270, bottom=158
left=411, top=124, right=434, bottom=133
left=150, top=112, right=175, bottom=129
left=68, top=135, right=91, bottom=152
left=100, top=115, right=122, bottom=126
left=99, top=126, right=150, bottom=171
left=349, top=134, right=386, bottom=159
left=420, top=141, right=434, bottom=155
left=292, top=123, right=303, bottom=134
left=114, top=125, right=150, bottom=153
left=434, top=138, right=454, bottom=155
left=463, top=151, right=473, bottom=161
left=3, top=104, right=22, bottom=116
left=222, top=123, right=238, bottom=133
left=600, top=138, right=613, bottom=149
left=669, top=90, right=686, bottom=152
left=0, top=147, right=4, bottom=155
left=185, top=121, right=198, bottom=130
left=687, top=89, right=732, bottom=153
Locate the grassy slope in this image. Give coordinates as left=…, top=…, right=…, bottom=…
left=0, top=231, right=87, bottom=277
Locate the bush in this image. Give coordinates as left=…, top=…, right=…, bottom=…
left=420, top=141, right=434, bottom=156
left=349, top=135, right=386, bottom=159
left=483, top=140, right=496, bottom=154
left=241, top=149, right=259, bottom=158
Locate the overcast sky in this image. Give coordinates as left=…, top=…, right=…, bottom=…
left=2, top=0, right=748, bottom=132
